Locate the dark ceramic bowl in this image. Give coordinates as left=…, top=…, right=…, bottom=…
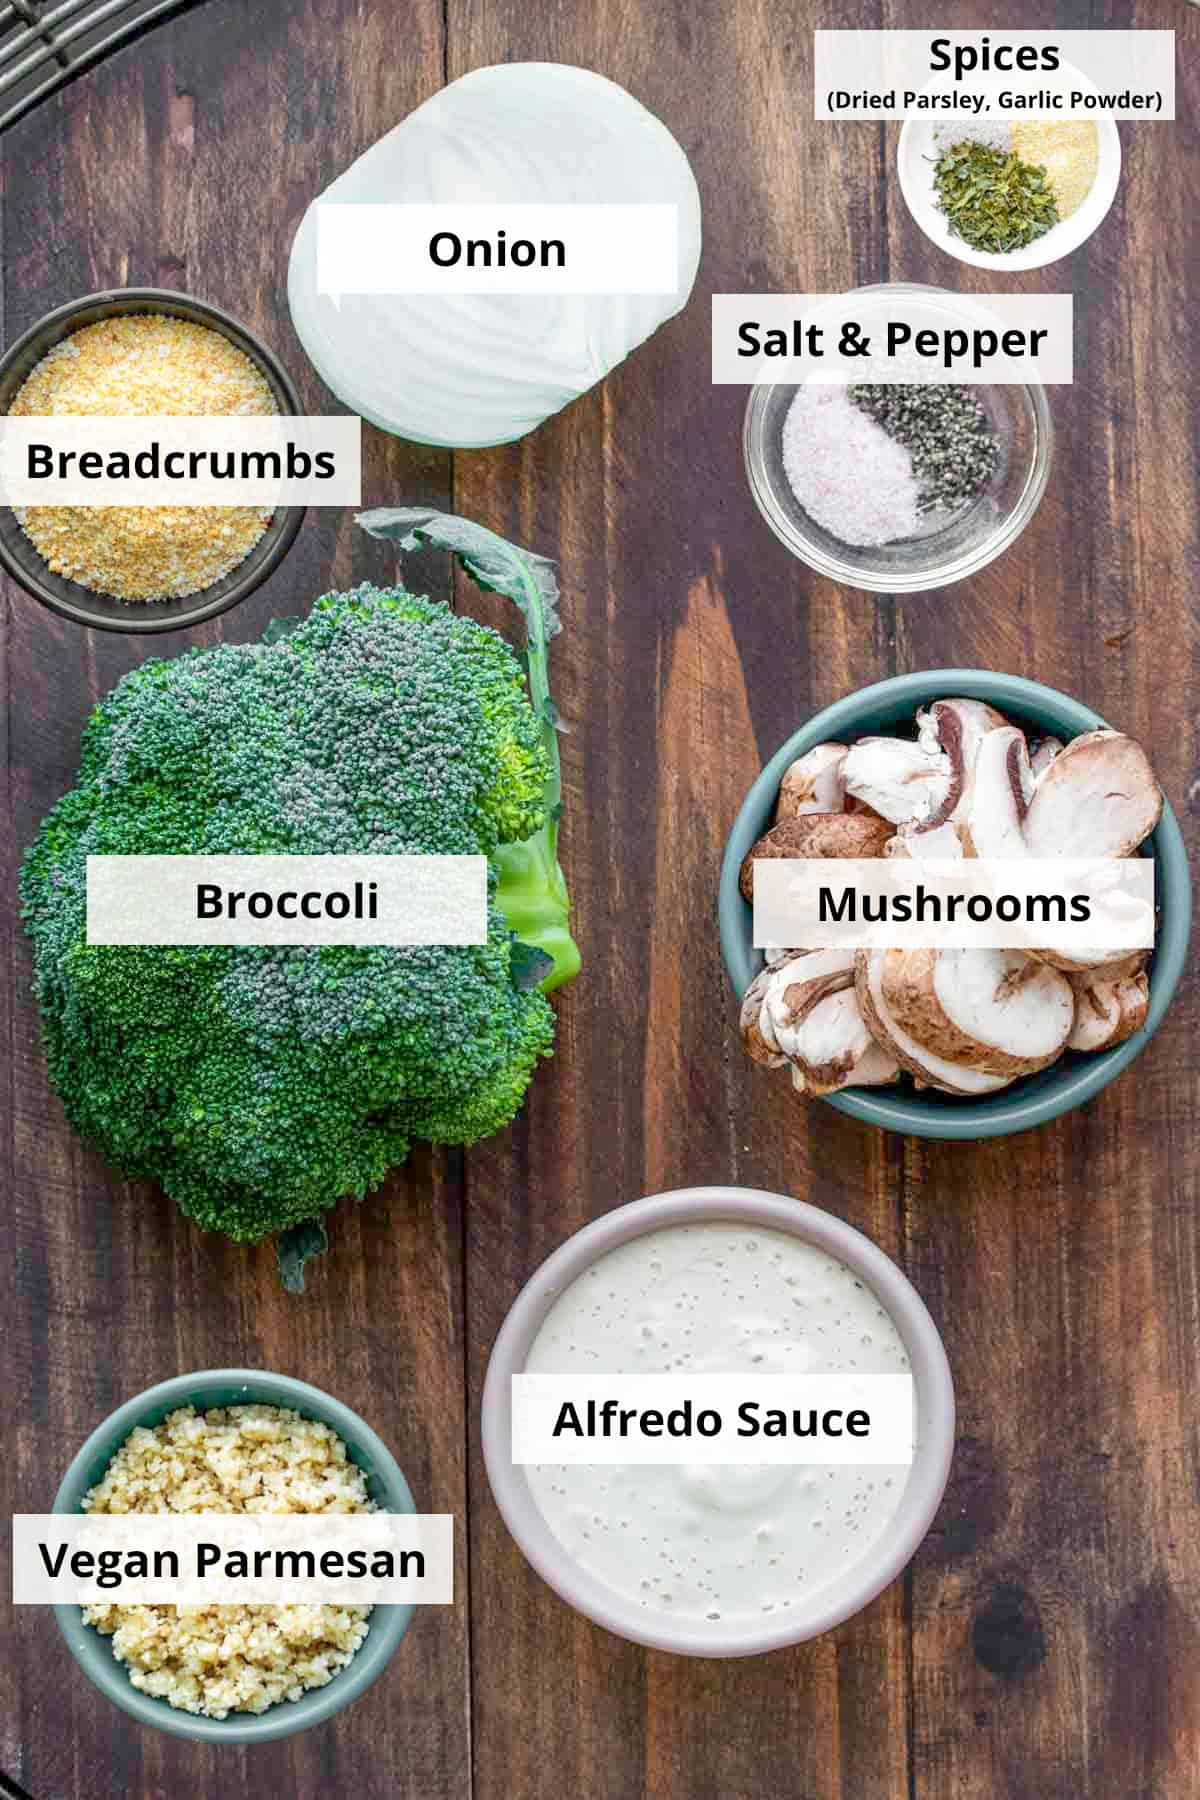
left=0, top=288, right=304, bottom=633
left=52, top=1371, right=416, bottom=1743
left=719, top=670, right=1191, bottom=1139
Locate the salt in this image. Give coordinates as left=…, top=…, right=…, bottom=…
left=931, top=120, right=1012, bottom=155
left=781, top=382, right=920, bottom=547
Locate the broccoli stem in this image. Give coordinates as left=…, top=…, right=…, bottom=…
left=494, top=826, right=580, bottom=993
left=356, top=507, right=582, bottom=991
left=492, top=528, right=579, bottom=992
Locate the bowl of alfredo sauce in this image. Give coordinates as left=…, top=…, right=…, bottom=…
left=482, top=1187, right=954, bottom=1656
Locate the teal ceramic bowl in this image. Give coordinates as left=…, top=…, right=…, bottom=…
left=52, top=1370, right=417, bottom=1744
left=719, top=670, right=1191, bottom=1139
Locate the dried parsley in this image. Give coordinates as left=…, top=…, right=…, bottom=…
left=930, top=141, right=1059, bottom=255
left=848, top=385, right=999, bottom=514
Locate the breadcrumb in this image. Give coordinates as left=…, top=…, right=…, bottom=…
left=9, top=313, right=276, bottom=603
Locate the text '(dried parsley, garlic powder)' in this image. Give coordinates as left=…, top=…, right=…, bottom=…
left=8, top=313, right=277, bottom=602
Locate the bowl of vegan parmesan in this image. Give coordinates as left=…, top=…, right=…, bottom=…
left=897, top=110, right=1121, bottom=271
left=0, top=288, right=305, bottom=633
left=52, top=1371, right=417, bottom=1743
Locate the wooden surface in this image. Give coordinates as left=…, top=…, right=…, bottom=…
left=0, top=2, right=1196, bottom=1796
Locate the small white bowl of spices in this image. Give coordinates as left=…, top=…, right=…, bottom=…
left=0, top=289, right=305, bottom=633
left=897, top=110, right=1121, bottom=272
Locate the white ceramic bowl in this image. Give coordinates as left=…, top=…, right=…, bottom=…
left=897, top=114, right=1121, bottom=271
left=482, top=1187, right=955, bottom=1657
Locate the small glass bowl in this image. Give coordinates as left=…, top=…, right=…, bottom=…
left=742, top=287, right=1053, bottom=594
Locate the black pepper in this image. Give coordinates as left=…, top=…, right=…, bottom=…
left=848, top=384, right=1000, bottom=514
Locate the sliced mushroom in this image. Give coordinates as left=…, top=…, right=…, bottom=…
left=917, top=697, right=1012, bottom=825
left=960, top=726, right=1033, bottom=859
left=881, top=947, right=1074, bottom=1077
left=758, top=950, right=898, bottom=1095
left=887, top=820, right=965, bottom=862
left=841, top=737, right=953, bottom=827
left=740, top=964, right=788, bottom=1068
left=1067, top=967, right=1150, bottom=1052
left=1035, top=919, right=1153, bottom=977
left=964, top=725, right=1160, bottom=971
left=760, top=949, right=856, bottom=1042
left=1022, top=730, right=1163, bottom=860
left=776, top=744, right=849, bottom=820
left=855, top=949, right=1013, bottom=1095
left=785, top=989, right=902, bottom=1095
left=1029, top=735, right=1064, bottom=781
left=918, top=697, right=1010, bottom=752
left=1076, top=949, right=1148, bottom=982
left=739, top=811, right=893, bottom=902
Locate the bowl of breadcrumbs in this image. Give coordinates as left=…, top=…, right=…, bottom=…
left=53, top=1370, right=417, bottom=1743
left=0, top=289, right=305, bottom=633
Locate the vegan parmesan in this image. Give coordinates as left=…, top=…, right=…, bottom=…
left=81, top=1404, right=373, bottom=1718
left=8, top=313, right=276, bottom=603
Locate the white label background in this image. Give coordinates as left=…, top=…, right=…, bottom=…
left=813, top=30, right=1175, bottom=118
left=511, top=1374, right=915, bottom=1465
left=86, top=855, right=489, bottom=947
left=13, top=1513, right=454, bottom=1605
left=316, top=203, right=680, bottom=296
left=752, top=858, right=1156, bottom=954
left=0, top=416, right=362, bottom=506
left=713, top=293, right=1073, bottom=384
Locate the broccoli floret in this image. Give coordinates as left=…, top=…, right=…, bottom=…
left=402, top=981, right=557, bottom=1147
left=21, top=518, right=578, bottom=1283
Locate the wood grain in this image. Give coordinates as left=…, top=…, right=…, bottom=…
left=0, top=5, right=468, bottom=1799
left=2, top=0, right=1198, bottom=1797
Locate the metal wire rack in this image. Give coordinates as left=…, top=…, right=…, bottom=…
left=0, top=0, right=196, bottom=131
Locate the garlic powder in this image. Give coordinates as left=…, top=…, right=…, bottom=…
left=1010, top=121, right=1099, bottom=222
left=931, top=120, right=1100, bottom=224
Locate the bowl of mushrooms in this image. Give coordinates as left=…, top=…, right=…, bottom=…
left=719, top=671, right=1191, bottom=1139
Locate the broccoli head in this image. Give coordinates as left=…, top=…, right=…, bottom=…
left=21, top=515, right=578, bottom=1283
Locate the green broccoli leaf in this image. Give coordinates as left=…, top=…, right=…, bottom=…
left=356, top=507, right=561, bottom=639
left=278, top=1219, right=329, bottom=1293
left=510, top=941, right=556, bottom=991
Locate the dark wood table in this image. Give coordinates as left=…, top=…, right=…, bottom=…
left=2, top=2, right=1196, bottom=1796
